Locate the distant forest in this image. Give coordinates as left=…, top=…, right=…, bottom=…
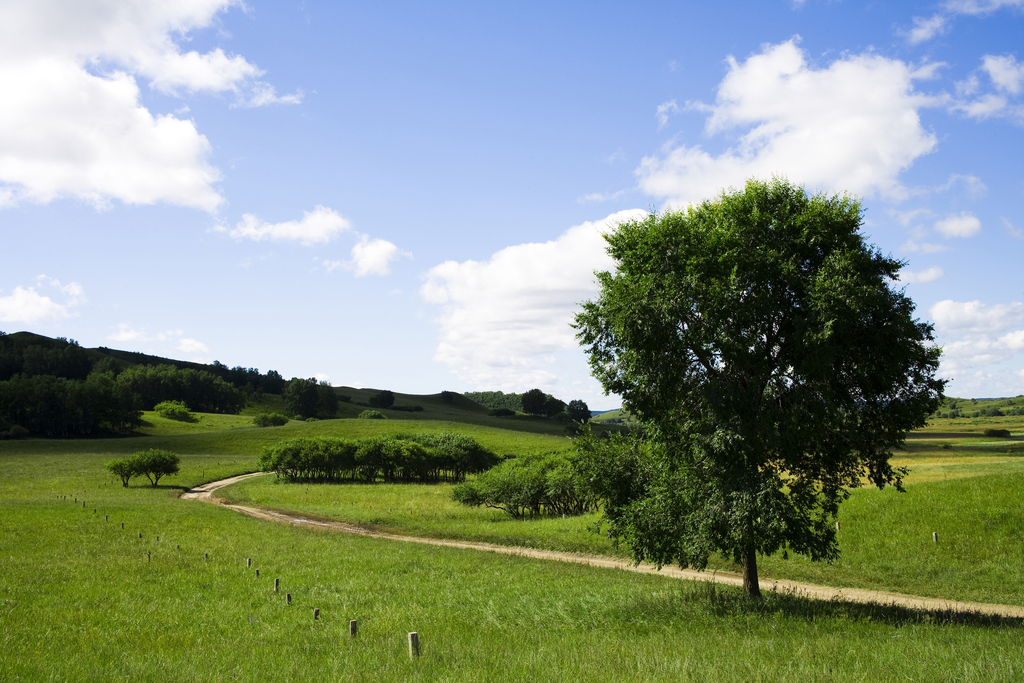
left=464, top=391, right=524, bottom=412
left=0, top=331, right=287, bottom=437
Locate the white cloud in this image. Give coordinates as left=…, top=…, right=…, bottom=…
left=177, top=338, right=210, bottom=355
left=0, top=0, right=298, bottom=212
left=312, top=373, right=330, bottom=384
left=0, top=276, right=85, bottom=323
left=0, top=287, right=69, bottom=323
left=349, top=236, right=407, bottom=276
left=904, top=14, right=949, bottom=44
left=228, top=206, right=352, bottom=245
left=656, top=100, right=679, bottom=129
left=636, top=40, right=940, bottom=208
left=108, top=323, right=148, bottom=342
left=944, top=0, right=1024, bottom=15
left=982, top=54, right=1024, bottom=95
left=934, top=212, right=981, bottom=237
left=420, top=209, right=645, bottom=390
left=898, top=266, right=945, bottom=283
left=931, top=300, right=1024, bottom=334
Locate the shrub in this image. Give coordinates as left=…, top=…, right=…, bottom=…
left=451, top=452, right=598, bottom=518
left=252, top=413, right=289, bottom=427
left=489, top=408, right=516, bottom=417
left=5, top=424, right=29, bottom=439
left=154, top=400, right=195, bottom=422
left=338, top=394, right=352, bottom=403
left=441, top=390, right=456, bottom=404
left=359, top=410, right=386, bottom=419
left=984, top=428, right=1011, bottom=438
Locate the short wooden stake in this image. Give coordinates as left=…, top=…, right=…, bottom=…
left=933, top=532, right=938, bottom=543
left=287, top=593, right=292, bottom=605
left=156, top=536, right=159, bottom=542
left=350, top=620, right=357, bottom=637
left=139, top=532, right=142, bottom=539
left=205, top=552, right=209, bottom=560
left=176, top=544, right=180, bottom=550
left=93, top=509, right=96, bottom=513
left=408, top=632, right=419, bottom=658
left=247, top=558, right=251, bottom=567
left=83, top=502, right=86, bottom=508
left=147, top=552, right=151, bottom=562
left=255, top=569, right=260, bottom=578
left=121, top=522, right=124, bottom=529
left=314, top=608, right=319, bottom=620
left=105, top=515, right=108, bottom=521
left=274, top=578, right=279, bottom=592
left=836, top=521, right=840, bottom=531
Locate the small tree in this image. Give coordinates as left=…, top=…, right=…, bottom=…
left=567, top=400, right=591, bottom=423
left=542, top=396, right=566, bottom=418
left=106, top=456, right=139, bottom=487
left=368, top=390, right=395, bottom=409
left=133, top=449, right=181, bottom=487
left=521, top=388, right=546, bottom=415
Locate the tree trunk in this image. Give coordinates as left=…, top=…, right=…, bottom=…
left=742, top=548, right=761, bottom=599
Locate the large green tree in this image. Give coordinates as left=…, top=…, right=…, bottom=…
left=574, top=178, right=944, bottom=598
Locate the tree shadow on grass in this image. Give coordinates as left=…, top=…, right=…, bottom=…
left=629, top=580, right=1023, bottom=629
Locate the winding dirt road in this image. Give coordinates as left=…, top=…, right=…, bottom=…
left=182, top=473, right=1024, bottom=618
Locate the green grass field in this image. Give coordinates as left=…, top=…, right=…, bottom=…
left=2, top=409, right=1024, bottom=680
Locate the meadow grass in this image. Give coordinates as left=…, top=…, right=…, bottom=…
left=3, top=417, right=1024, bottom=680
left=220, top=423, right=1024, bottom=607
left=2, top=447, right=1024, bottom=682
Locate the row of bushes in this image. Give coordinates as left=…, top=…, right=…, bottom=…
left=451, top=452, right=600, bottom=519
left=258, top=433, right=500, bottom=483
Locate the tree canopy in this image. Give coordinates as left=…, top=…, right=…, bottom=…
left=573, top=178, right=944, bottom=598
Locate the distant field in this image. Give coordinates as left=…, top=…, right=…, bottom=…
left=3, top=410, right=1024, bottom=680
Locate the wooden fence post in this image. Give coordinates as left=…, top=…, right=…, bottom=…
left=274, top=578, right=279, bottom=592
left=408, top=632, right=419, bottom=658
left=314, top=608, right=319, bottom=620
left=247, top=558, right=251, bottom=567
left=350, top=620, right=357, bottom=637
left=933, top=532, right=938, bottom=543
left=287, top=593, right=292, bottom=605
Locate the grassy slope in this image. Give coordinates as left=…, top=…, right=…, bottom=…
left=2, top=443, right=1024, bottom=681
left=3, top=411, right=1024, bottom=680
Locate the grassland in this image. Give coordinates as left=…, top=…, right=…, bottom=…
left=2, top=408, right=1024, bottom=680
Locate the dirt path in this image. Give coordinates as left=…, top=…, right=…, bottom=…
left=182, top=473, right=1024, bottom=618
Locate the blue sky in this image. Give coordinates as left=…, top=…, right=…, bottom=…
left=1, top=0, right=1022, bottom=409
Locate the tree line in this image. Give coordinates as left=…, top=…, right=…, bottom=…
left=257, top=432, right=500, bottom=484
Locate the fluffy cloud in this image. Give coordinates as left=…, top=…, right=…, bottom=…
left=0, top=0, right=299, bottom=212
left=904, top=14, right=949, bottom=44
left=952, top=54, right=1024, bottom=121
left=228, top=206, right=352, bottom=245
left=0, top=276, right=85, bottom=324
left=655, top=100, right=679, bottom=129
left=420, top=209, right=645, bottom=390
left=931, top=300, right=1024, bottom=334
left=348, top=236, right=406, bottom=277
left=934, top=212, right=981, bottom=238
left=636, top=40, right=939, bottom=208
left=930, top=299, right=1024, bottom=392
left=898, top=266, right=945, bottom=283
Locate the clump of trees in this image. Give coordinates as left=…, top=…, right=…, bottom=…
left=358, top=410, right=386, bottom=419
left=368, top=390, right=395, bottom=409
left=105, top=449, right=181, bottom=487
left=283, top=377, right=338, bottom=419
left=257, top=432, right=499, bottom=483
left=252, top=413, right=289, bottom=427
left=0, top=372, right=143, bottom=437
left=451, top=452, right=599, bottom=519
left=116, top=364, right=244, bottom=413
